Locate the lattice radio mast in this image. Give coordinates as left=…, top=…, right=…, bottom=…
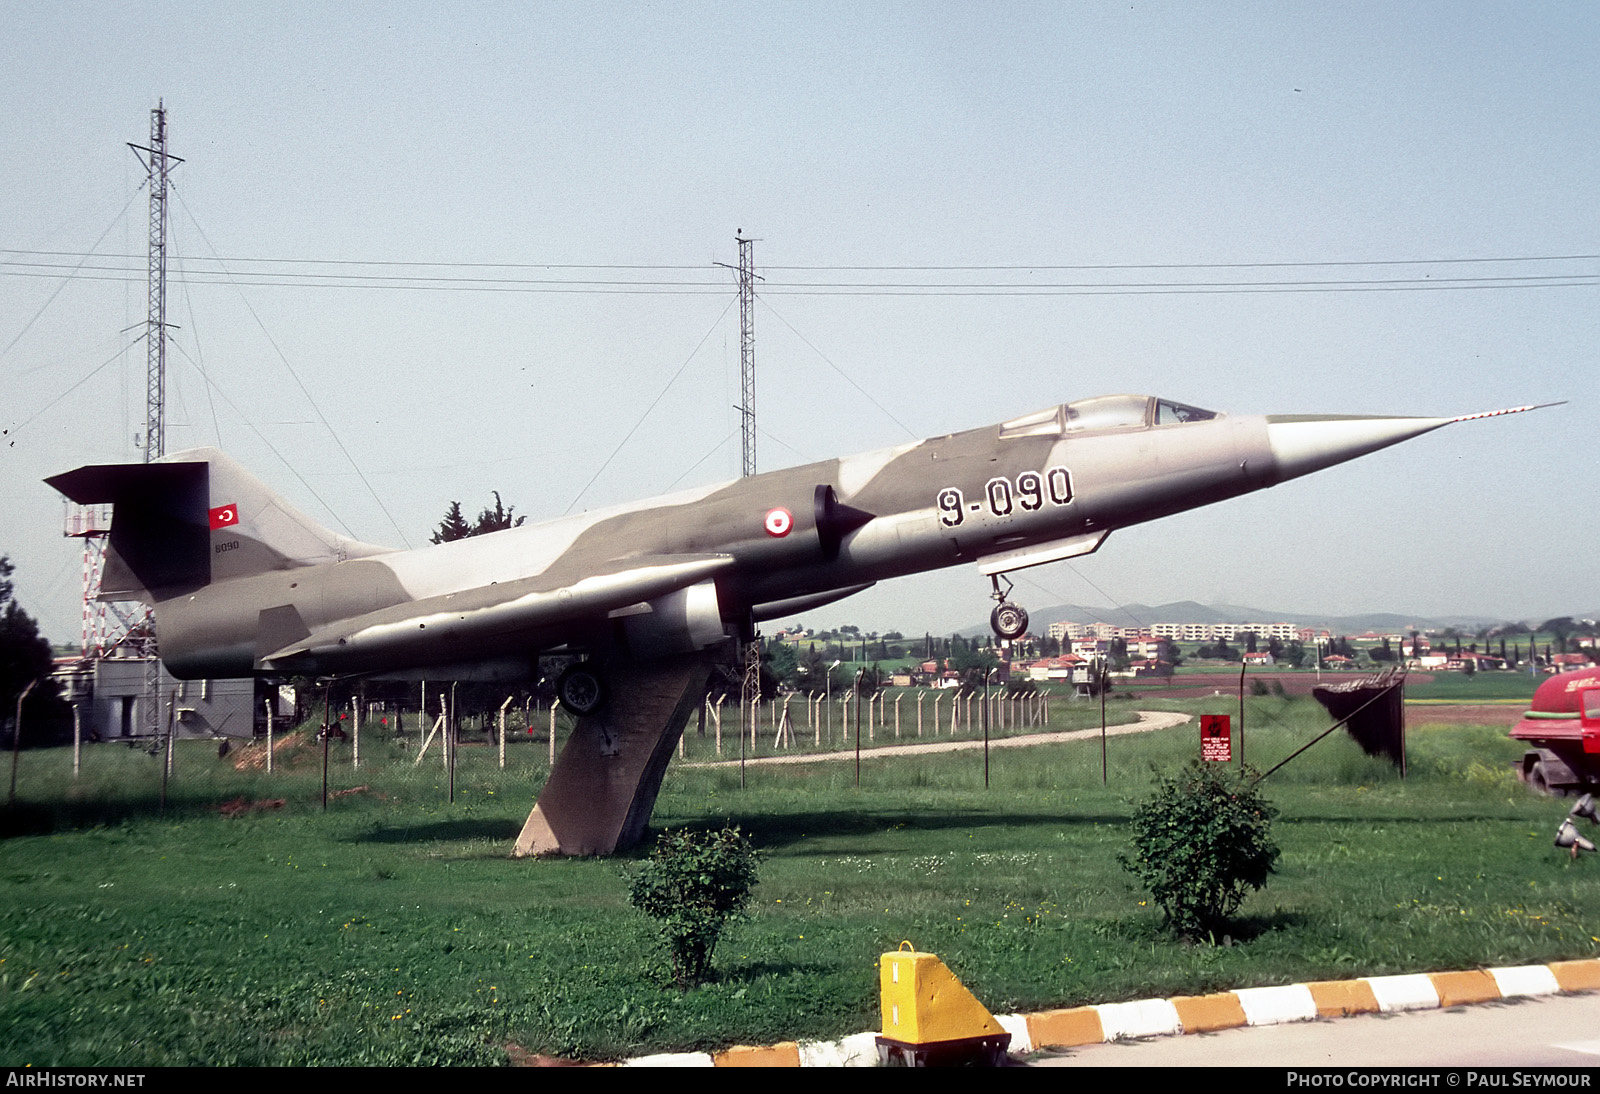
left=736, top=231, right=757, bottom=477
left=127, top=103, right=182, bottom=748
left=734, top=232, right=762, bottom=752
left=129, top=100, right=182, bottom=462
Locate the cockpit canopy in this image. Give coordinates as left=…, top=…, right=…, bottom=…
left=999, top=395, right=1219, bottom=439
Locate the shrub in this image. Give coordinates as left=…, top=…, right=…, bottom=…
left=1119, top=763, right=1279, bottom=941
left=628, top=826, right=762, bottom=988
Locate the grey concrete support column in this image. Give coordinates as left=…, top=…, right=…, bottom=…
left=513, top=650, right=719, bottom=857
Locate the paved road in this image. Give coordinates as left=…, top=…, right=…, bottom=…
left=1029, top=992, right=1600, bottom=1068
left=685, top=709, right=1192, bottom=768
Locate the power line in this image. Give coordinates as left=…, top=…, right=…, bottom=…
left=7, top=246, right=1600, bottom=270
left=760, top=299, right=919, bottom=441
left=3, top=261, right=1593, bottom=296
left=563, top=297, right=737, bottom=514
left=172, top=191, right=413, bottom=547
left=6, top=268, right=1592, bottom=295
left=0, top=197, right=143, bottom=366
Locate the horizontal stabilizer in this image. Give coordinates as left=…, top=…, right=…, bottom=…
left=48, top=448, right=396, bottom=600
left=47, top=460, right=210, bottom=597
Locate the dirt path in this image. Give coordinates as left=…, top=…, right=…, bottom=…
left=1403, top=703, right=1525, bottom=726
left=684, top=710, right=1193, bottom=769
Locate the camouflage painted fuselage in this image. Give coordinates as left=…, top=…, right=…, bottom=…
left=48, top=394, right=1527, bottom=680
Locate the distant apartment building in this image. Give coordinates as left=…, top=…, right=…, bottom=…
left=1050, top=618, right=1302, bottom=644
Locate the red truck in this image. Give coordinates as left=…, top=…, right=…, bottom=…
left=1511, top=667, right=1600, bottom=795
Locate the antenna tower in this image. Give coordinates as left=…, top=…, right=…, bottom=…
left=734, top=232, right=762, bottom=740
left=127, top=103, right=182, bottom=747
left=736, top=231, right=756, bottom=477
left=129, top=100, right=182, bottom=462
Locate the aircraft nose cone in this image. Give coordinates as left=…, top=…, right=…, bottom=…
left=1264, top=415, right=1452, bottom=484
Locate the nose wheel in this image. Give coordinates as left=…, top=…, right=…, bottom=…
left=987, top=575, right=1029, bottom=641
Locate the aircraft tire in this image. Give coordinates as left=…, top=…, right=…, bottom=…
left=557, top=663, right=606, bottom=716
left=990, top=602, right=1029, bottom=641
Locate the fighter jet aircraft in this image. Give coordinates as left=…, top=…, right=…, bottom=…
left=47, top=394, right=1545, bottom=713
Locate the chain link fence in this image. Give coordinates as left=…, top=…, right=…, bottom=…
left=5, top=663, right=1427, bottom=828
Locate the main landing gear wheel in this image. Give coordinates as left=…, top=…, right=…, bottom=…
left=990, top=601, right=1029, bottom=641
left=556, top=662, right=606, bottom=716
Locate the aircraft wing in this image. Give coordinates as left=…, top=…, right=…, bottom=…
left=257, top=553, right=735, bottom=672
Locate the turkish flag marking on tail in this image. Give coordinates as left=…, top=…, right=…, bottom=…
left=209, top=504, right=239, bottom=530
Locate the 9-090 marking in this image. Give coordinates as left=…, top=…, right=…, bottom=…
left=937, top=467, right=1073, bottom=527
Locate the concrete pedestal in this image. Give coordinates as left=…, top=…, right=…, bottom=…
left=513, top=652, right=717, bottom=857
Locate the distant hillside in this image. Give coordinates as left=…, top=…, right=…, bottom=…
left=960, top=601, right=1545, bottom=637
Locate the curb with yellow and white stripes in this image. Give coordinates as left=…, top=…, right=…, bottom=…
left=617, top=958, right=1600, bottom=1066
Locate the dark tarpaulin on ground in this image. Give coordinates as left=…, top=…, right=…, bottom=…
left=1313, top=671, right=1406, bottom=767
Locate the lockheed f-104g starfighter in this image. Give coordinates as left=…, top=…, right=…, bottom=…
left=46, top=393, right=1545, bottom=712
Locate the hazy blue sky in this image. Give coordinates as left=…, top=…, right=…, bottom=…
left=2, top=1, right=1595, bottom=646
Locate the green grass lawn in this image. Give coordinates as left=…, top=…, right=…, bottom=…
left=1403, top=671, right=1543, bottom=703
left=1, top=702, right=1594, bottom=1065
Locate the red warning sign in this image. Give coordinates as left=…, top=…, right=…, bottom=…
left=209, top=504, right=240, bottom=530
left=1201, top=714, right=1232, bottom=762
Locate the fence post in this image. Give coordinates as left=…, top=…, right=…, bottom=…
left=774, top=696, right=793, bottom=749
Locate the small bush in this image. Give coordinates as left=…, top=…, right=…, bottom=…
left=1119, top=763, right=1279, bottom=941
left=628, top=826, right=762, bottom=988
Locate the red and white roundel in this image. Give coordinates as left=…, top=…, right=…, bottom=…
left=763, top=507, right=793, bottom=537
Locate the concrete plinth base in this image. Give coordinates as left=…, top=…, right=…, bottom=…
left=513, top=652, right=717, bottom=857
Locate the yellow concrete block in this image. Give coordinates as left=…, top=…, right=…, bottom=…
left=1025, top=1006, right=1105, bottom=1048
left=1306, top=979, right=1380, bottom=1018
left=1171, top=992, right=1248, bottom=1033
left=879, top=948, right=1003, bottom=1044
left=1550, top=959, right=1600, bottom=993
left=1428, top=970, right=1501, bottom=1007
left=713, top=1042, right=802, bottom=1067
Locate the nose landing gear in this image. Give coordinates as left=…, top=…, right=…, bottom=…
left=987, top=574, right=1029, bottom=641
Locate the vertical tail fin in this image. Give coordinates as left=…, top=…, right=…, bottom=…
left=47, top=447, right=393, bottom=601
